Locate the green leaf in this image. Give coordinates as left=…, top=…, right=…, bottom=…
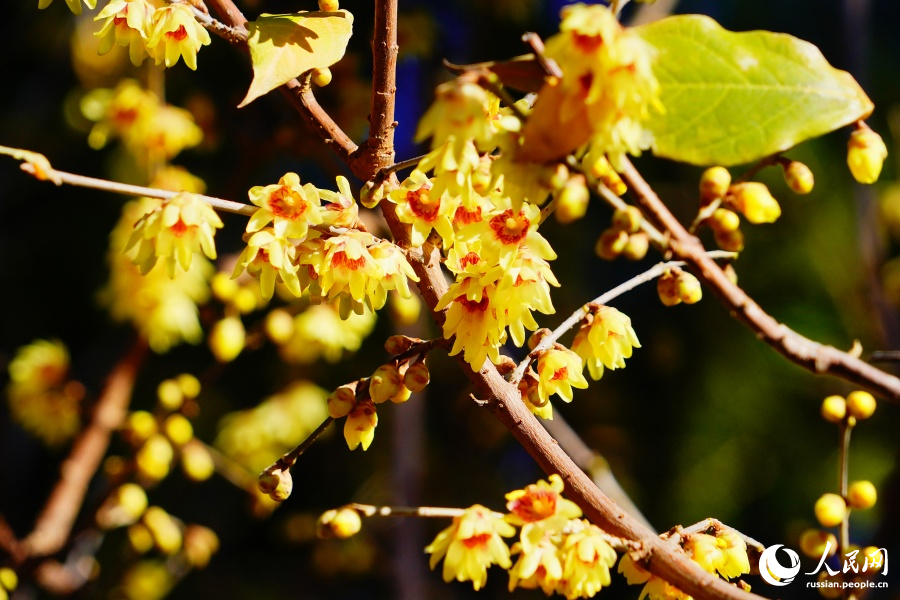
left=636, top=15, right=873, bottom=166
left=239, top=10, right=353, bottom=108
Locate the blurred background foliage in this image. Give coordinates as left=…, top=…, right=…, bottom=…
left=1, top=0, right=900, bottom=598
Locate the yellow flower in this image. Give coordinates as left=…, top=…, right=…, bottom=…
left=416, top=79, right=498, bottom=156
left=500, top=246, right=559, bottom=347
left=505, top=474, right=582, bottom=526
left=318, top=176, right=360, bottom=228
left=559, top=521, right=618, bottom=599
left=278, top=303, right=376, bottom=364
left=426, top=505, right=516, bottom=591
left=416, top=139, right=482, bottom=209
left=366, top=240, right=420, bottom=310
left=456, top=201, right=556, bottom=270
left=344, top=398, right=377, bottom=451
left=848, top=126, right=889, bottom=184
left=126, top=192, right=223, bottom=277
left=247, top=172, right=323, bottom=239
left=536, top=347, right=589, bottom=404
left=727, top=182, right=781, bottom=224
left=684, top=531, right=750, bottom=581
left=572, top=305, right=641, bottom=380
left=309, top=232, right=384, bottom=310
left=508, top=535, right=564, bottom=595
left=388, top=170, right=456, bottom=247
left=437, top=279, right=506, bottom=371
left=8, top=339, right=69, bottom=392
left=38, top=0, right=96, bottom=15
left=147, top=3, right=212, bottom=71
left=619, top=554, right=691, bottom=600
left=233, top=228, right=304, bottom=300
left=94, top=0, right=155, bottom=66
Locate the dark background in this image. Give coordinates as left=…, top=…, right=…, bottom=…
left=1, top=0, right=899, bottom=598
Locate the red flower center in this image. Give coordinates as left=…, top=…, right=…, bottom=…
left=509, top=489, right=558, bottom=522
left=166, top=25, right=189, bottom=42
left=462, top=533, right=492, bottom=549
left=170, top=219, right=189, bottom=236
left=407, top=185, right=440, bottom=221
left=489, top=209, right=530, bottom=245
left=459, top=252, right=481, bottom=269
left=454, top=206, right=483, bottom=226
left=268, top=186, right=307, bottom=220
left=331, top=251, right=367, bottom=271
left=573, top=32, right=604, bottom=53
left=458, top=296, right=489, bottom=314
left=550, top=367, right=568, bottom=381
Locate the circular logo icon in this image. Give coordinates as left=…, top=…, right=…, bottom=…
left=759, top=545, right=801, bottom=586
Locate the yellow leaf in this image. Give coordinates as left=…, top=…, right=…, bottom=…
left=239, top=10, right=354, bottom=108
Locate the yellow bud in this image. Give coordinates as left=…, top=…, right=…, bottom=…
left=612, top=206, right=643, bottom=233
left=820, top=395, right=846, bottom=423
left=0, top=568, right=17, bottom=592
left=143, top=506, right=182, bottom=555
left=163, top=414, right=194, bottom=446
left=540, top=163, right=570, bottom=191
left=318, top=0, right=339, bottom=10
left=404, top=361, right=430, bottom=392
left=700, top=166, right=731, bottom=203
left=595, top=228, right=628, bottom=260
left=714, top=228, right=744, bottom=252
left=211, top=272, right=239, bottom=302
left=344, top=400, right=377, bottom=451
left=390, top=292, right=421, bottom=326
left=390, top=384, right=412, bottom=404
left=622, top=232, right=650, bottom=261
left=183, top=525, right=219, bottom=569
left=709, top=208, right=741, bottom=233
left=176, top=373, right=201, bottom=399
left=846, top=390, right=876, bottom=420
left=384, top=335, right=416, bottom=355
left=209, top=317, right=246, bottom=363
left=181, top=440, right=215, bottom=482
left=799, top=529, right=837, bottom=559
left=118, top=483, right=149, bottom=520
left=847, top=480, right=877, bottom=510
left=136, top=434, right=174, bottom=482
left=124, top=411, right=158, bottom=446
left=728, top=182, right=781, bottom=224
left=847, top=127, right=888, bottom=184
left=157, top=379, right=184, bottom=411
left=311, top=67, right=333, bottom=87
left=318, top=508, right=362, bottom=539
left=555, top=176, right=590, bottom=224
left=814, top=493, right=846, bottom=528
left=676, top=271, right=702, bottom=304
left=258, top=468, right=293, bottom=502
left=360, top=180, right=386, bottom=209
left=265, top=308, right=295, bottom=345
left=233, top=287, right=259, bottom=314
left=328, top=385, right=357, bottom=418
left=784, top=161, right=815, bottom=194
left=657, top=271, right=681, bottom=306
left=127, top=523, right=155, bottom=554
left=369, top=364, right=402, bottom=404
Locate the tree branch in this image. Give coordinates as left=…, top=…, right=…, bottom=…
left=619, top=157, right=900, bottom=404
left=22, top=341, right=146, bottom=558
left=363, top=0, right=399, bottom=172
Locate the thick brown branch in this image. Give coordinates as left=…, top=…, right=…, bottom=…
left=22, top=342, right=146, bottom=558
left=619, top=158, right=900, bottom=404
left=363, top=0, right=399, bottom=173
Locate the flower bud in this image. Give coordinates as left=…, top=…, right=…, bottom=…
left=676, top=271, right=702, bottom=304
left=657, top=271, right=681, bottom=306
left=344, top=400, right=377, bottom=451
left=233, top=287, right=259, bottom=314
left=97, top=483, right=149, bottom=529
left=209, top=316, right=246, bottom=363
left=360, top=180, right=386, bottom=209
left=176, top=373, right=201, bottom=399
left=390, top=384, right=412, bottom=404
left=181, top=439, right=215, bottom=482
left=369, top=364, right=402, bottom=404
left=783, top=161, right=814, bottom=194
left=728, top=182, right=781, bottom=224
left=127, top=523, right=154, bottom=554
left=700, top=166, right=731, bottom=203
left=612, top=206, right=643, bottom=233
left=143, top=506, right=182, bottom=555
left=157, top=379, right=184, bottom=411
left=265, top=308, right=295, bottom=345
left=814, top=493, right=846, bottom=528
left=595, top=228, right=628, bottom=260
left=183, top=525, right=219, bottom=569
left=847, top=480, right=877, bottom=510
left=0, top=568, right=17, bottom=593
left=163, top=414, right=193, bottom=446
left=328, top=385, right=357, bottom=418
left=820, top=395, right=846, bottom=423
left=311, top=67, right=333, bottom=87
left=318, top=507, right=362, bottom=539
left=622, top=232, right=650, bottom=261
left=384, top=335, right=417, bottom=355
left=799, top=529, right=837, bottom=559
left=136, top=434, right=174, bottom=482
left=846, top=390, right=876, bottom=420
left=404, top=361, right=430, bottom=392
left=539, top=163, right=569, bottom=191
left=847, top=126, right=888, bottom=184
left=318, top=0, right=339, bottom=10
left=555, top=176, right=589, bottom=224
left=722, top=264, right=738, bottom=285
left=587, top=154, right=627, bottom=195
left=390, top=291, right=421, bottom=326
left=259, top=467, right=293, bottom=502
left=709, top=208, right=741, bottom=233
left=714, top=228, right=744, bottom=252
left=211, top=272, right=239, bottom=303
left=124, top=411, right=158, bottom=446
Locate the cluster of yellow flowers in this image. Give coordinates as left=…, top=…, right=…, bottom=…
left=6, top=339, right=83, bottom=446
left=425, top=475, right=619, bottom=598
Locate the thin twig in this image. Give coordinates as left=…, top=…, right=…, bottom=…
left=619, top=156, right=900, bottom=405
left=372, top=153, right=429, bottom=186
left=839, top=422, right=852, bottom=557
left=261, top=417, right=335, bottom=476
left=688, top=198, right=722, bottom=235
left=511, top=252, right=736, bottom=384
left=20, top=163, right=256, bottom=216
left=349, top=503, right=470, bottom=519
left=22, top=341, right=146, bottom=559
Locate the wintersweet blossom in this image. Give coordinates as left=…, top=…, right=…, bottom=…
left=366, top=241, right=420, bottom=310
left=572, top=305, right=641, bottom=380
left=456, top=201, right=556, bottom=270
left=508, top=534, right=564, bottom=595
left=436, top=277, right=506, bottom=371
left=94, top=0, right=155, bottom=66
left=126, top=192, right=223, bottom=277
left=344, top=399, right=377, bottom=451
left=147, top=3, right=211, bottom=71
left=619, top=554, right=690, bottom=600
left=536, top=347, right=589, bottom=404
left=246, top=172, right=323, bottom=239
left=232, top=229, right=304, bottom=299
left=416, top=79, right=498, bottom=156
left=685, top=532, right=750, bottom=580
left=426, top=505, right=516, bottom=591
left=559, top=521, right=618, bottom=599
left=505, top=474, right=582, bottom=527
left=388, top=170, right=456, bottom=247
left=39, top=0, right=96, bottom=15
